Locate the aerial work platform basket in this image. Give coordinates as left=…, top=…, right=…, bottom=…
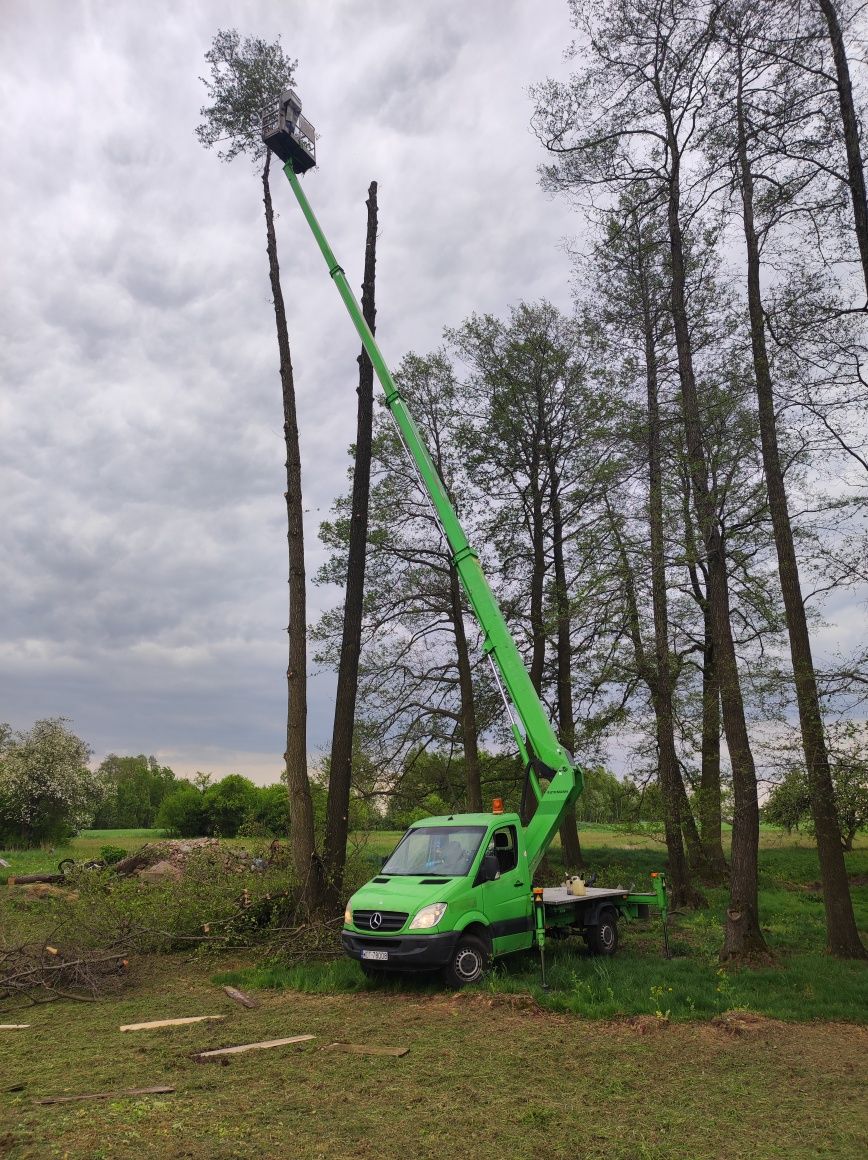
left=261, top=88, right=316, bottom=173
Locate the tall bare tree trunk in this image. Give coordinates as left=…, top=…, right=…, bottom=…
left=698, top=613, right=728, bottom=881
left=818, top=0, right=868, bottom=301
left=606, top=490, right=698, bottom=908
left=448, top=560, right=483, bottom=810
left=735, top=84, right=866, bottom=957
left=663, top=127, right=767, bottom=958
left=323, top=181, right=379, bottom=912
left=549, top=469, right=583, bottom=869
left=627, top=213, right=703, bottom=907
left=262, top=152, right=319, bottom=910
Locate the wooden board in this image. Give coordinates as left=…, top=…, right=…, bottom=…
left=37, top=1086, right=175, bottom=1105
left=324, top=1042, right=409, bottom=1058
left=120, top=1015, right=225, bottom=1032
left=196, top=1034, right=315, bottom=1059
left=0, top=1024, right=30, bottom=1030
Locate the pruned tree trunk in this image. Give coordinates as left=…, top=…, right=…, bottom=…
left=263, top=151, right=320, bottom=911
left=323, top=181, right=379, bottom=913
left=735, top=84, right=865, bottom=957
left=818, top=0, right=868, bottom=301
left=663, top=127, right=766, bottom=958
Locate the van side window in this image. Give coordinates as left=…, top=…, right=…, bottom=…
left=492, top=825, right=518, bottom=874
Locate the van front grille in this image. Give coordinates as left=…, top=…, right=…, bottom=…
left=353, top=910, right=408, bottom=933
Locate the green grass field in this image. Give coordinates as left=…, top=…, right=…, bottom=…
left=1, top=955, right=865, bottom=1159
left=1, top=826, right=866, bottom=1158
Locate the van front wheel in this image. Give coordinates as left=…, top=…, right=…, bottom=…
left=442, top=934, right=489, bottom=988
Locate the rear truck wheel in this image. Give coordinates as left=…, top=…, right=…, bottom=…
left=586, top=909, right=619, bottom=956
left=441, top=933, right=490, bottom=989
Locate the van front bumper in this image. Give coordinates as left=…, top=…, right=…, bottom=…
left=341, top=929, right=460, bottom=970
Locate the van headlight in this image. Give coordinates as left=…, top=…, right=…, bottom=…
left=344, top=905, right=353, bottom=925
left=409, top=903, right=447, bottom=930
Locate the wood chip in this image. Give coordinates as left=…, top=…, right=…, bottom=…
left=37, top=1085, right=175, bottom=1105
left=222, top=985, right=258, bottom=1009
left=0, top=1024, right=31, bottom=1030
left=120, top=1015, right=225, bottom=1032
left=324, top=1042, right=410, bottom=1057
left=195, top=1034, right=315, bottom=1059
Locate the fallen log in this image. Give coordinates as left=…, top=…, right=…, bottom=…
left=222, top=985, right=258, bottom=1009
left=7, top=873, right=64, bottom=885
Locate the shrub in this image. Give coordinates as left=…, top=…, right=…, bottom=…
left=203, top=774, right=258, bottom=838
left=155, top=784, right=208, bottom=837
left=99, top=844, right=128, bottom=865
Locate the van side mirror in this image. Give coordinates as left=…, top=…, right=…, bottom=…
left=475, top=852, right=500, bottom=886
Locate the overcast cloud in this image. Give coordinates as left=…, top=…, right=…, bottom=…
left=1, top=0, right=586, bottom=782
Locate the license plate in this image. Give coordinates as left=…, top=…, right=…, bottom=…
left=361, top=949, right=389, bottom=961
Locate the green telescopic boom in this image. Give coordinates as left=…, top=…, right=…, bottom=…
left=269, top=106, right=583, bottom=872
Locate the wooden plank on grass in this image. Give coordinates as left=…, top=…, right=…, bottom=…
left=222, top=985, right=258, bottom=1009
left=120, top=1015, right=225, bottom=1032
left=324, top=1042, right=409, bottom=1058
left=196, top=1034, right=315, bottom=1059
left=1, top=1024, right=30, bottom=1030
left=37, top=1085, right=175, bottom=1105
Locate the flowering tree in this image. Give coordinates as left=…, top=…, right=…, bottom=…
left=0, top=718, right=100, bottom=846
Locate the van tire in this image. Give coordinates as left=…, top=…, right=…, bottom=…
left=586, top=909, right=619, bottom=956
left=441, top=934, right=490, bottom=988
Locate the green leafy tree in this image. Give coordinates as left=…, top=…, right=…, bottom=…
left=765, top=722, right=868, bottom=851
left=155, top=782, right=208, bottom=838
left=248, top=783, right=290, bottom=836
left=0, top=718, right=99, bottom=846
left=94, top=754, right=176, bottom=828
left=203, top=774, right=259, bottom=837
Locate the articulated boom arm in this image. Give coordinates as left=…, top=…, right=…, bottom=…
left=280, top=161, right=583, bottom=873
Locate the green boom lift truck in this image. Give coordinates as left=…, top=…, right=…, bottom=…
left=263, top=91, right=668, bottom=988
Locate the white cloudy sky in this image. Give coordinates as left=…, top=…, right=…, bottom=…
left=1, top=0, right=586, bottom=782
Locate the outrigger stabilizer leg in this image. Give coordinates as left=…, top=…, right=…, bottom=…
left=651, top=872, right=671, bottom=958
left=533, top=887, right=549, bottom=990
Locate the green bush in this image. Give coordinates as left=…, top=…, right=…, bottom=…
left=203, top=774, right=258, bottom=838
left=155, top=784, right=208, bottom=837
left=99, top=844, right=128, bottom=865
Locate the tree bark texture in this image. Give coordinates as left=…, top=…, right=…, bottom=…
left=698, top=613, right=728, bottom=881
left=262, top=152, right=319, bottom=910
left=549, top=467, right=583, bottom=869
left=818, top=0, right=868, bottom=301
left=735, top=84, right=865, bottom=956
left=663, top=128, right=767, bottom=957
left=607, top=489, right=698, bottom=909
left=323, top=181, right=379, bottom=912
left=448, top=558, right=483, bottom=810
left=618, top=215, right=701, bottom=908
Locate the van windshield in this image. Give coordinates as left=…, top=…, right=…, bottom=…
left=382, top=826, right=486, bottom=877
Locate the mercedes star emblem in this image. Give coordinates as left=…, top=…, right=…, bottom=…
left=370, top=912, right=383, bottom=929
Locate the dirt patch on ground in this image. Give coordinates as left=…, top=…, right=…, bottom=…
left=112, top=838, right=279, bottom=880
